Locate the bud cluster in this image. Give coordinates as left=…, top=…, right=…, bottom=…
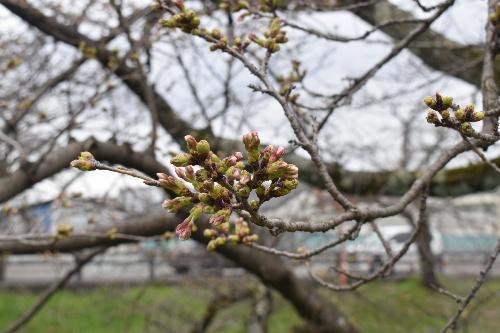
left=424, top=93, right=485, bottom=136
left=160, top=132, right=299, bottom=250
left=160, top=3, right=200, bottom=34
left=160, top=1, right=288, bottom=56
left=218, top=0, right=250, bottom=12
left=277, top=60, right=305, bottom=102
left=248, top=18, right=288, bottom=53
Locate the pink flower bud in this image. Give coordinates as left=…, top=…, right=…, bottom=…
left=209, top=214, right=225, bottom=225
left=233, top=152, right=244, bottom=161
left=184, top=135, right=197, bottom=151
left=242, top=131, right=260, bottom=151
left=239, top=173, right=251, bottom=185
left=269, top=146, right=285, bottom=163
left=284, top=164, right=299, bottom=179
left=175, top=218, right=193, bottom=240
left=186, top=165, right=195, bottom=179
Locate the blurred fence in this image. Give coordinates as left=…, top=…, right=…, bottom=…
left=0, top=249, right=498, bottom=287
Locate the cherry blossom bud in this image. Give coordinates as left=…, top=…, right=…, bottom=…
left=189, top=204, right=203, bottom=220
left=455, top=108, right=465, bottom=121
left=284, top=164, right=298, bottom=179
left=70, top=159, right=95, bottom=171
left=171, top=152, right=191, bottom=167
left=195, top=169, right=209, bottom=182
left=269, top=146, right=285, bottom=163
left=267, top=161, right=297, bottom=179
left=217, top=222, right=230, bottom=233
left=424, top=96, right=436, bottom=109
left=209, top=208, right=231, bottom=225
left=207, top=239, right=217, bottom=251
left=261, top=145, right=273, bottom=164
left=441, top=109, right=450, bottom=120
left=243, top=234, right=258, bottom=243
left=196, top=140, right=211, bottom=155
left=203, top=229, right=216, bottom=238
left=460, top=122, right=473, bottom=135
left=227, top=234, right=240, bottom=244
left=239, top=172, right=251, bottom=185
left=214, top=236, right=227, bottom=246
left=79, top=151, right=94, bottom=161
left=284, top=179, right=299, bottom=190
left=472, top=111, right=485, bottom=121
left=70, top=151, right=96, bottom=171
left=175, top=218, right=193, bottom=240
left=55, top=222, right=73, bottom=238
left=238, top=186, right=251, bottom=198
left=233, top=152, right=244, bottom=161
left=426, top=110, right=438, bottom=124
left=464, top=103, right=475, bottom=116
left=442, top=96, right=453, bottom=109
left=162, top=196, right=192, bottom=213
left=243, top=131, right=260, bottom=151
left=173, top=0, right=185, bottom=10
left=250, top=200, right=260, bottom=210
left=198, top=193, right=211, bottom=204
left=184, top=135, right=197, bottom=151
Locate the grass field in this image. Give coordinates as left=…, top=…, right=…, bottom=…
left=0, top=277, right=498, bottom=332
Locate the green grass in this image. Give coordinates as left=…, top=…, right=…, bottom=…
left=0, top=277, right=498, bottom=332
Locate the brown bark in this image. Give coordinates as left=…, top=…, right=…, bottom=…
left=415, top=217, right=441, bottom=289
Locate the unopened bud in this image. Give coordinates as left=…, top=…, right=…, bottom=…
left=184, top=135, right=198, bottom=151
left=442, top=96, right=453, bottom=109
left=70, top=159, right=95, bottom=171
left=203, top=229, right=217, bottom=238
left=243, top=131, right=260, bottom=151
left=269, top=146, right=285, bottom=163
left=175, top=218, right=193, bottom=240
left=196, top=140, right=211, bottom=155
left=441, top=109, right=450, bottom=120
left=238, top=186, right=251, bottom=198
left=171, top=152, right=191, bottom=167
left=55, top=222, right=73, bottom=238
left=472, top=111, right=485, bottom=121
left=426, top=110, right=438, bottom=124
left=455, top=108, right=465, bottom=121
left=424, top=96, right=436, bottom=109
left=465, top=103, right=475, bottom=114
left=460, top=122, right=473, bottom=135
left=227, top=234, right=240, bottom=244
left=250, top=200, right=260, bottom=210
left=207, top=239, right=217, bottom=251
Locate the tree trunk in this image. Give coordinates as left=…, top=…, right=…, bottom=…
left=415, top=217, right=441, bottom=289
